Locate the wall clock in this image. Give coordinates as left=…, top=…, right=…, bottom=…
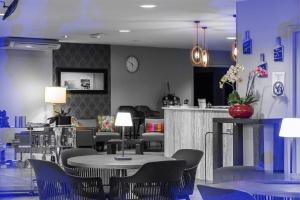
left=126, top=56, right=139, bottom=73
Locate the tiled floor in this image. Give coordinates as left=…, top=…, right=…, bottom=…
left=4, top=151, right=300, bottom=200
left=0, top=185, right=202, bottom=200
left=0, top=151, right=203, bottom=199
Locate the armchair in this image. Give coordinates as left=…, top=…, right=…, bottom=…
left=109, top=160, right=186, bottom=200
left=139, top=118, right=164, bottom=151
left=29, top=159, right=105, bottom=200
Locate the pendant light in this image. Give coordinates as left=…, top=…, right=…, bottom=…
left=232, top=40, right=238, bottom=62
left=231, top=14, right=238, bottom=62
left=201, top=26, right=209, bottom=67
left=191, top=21, right=203, bottom=66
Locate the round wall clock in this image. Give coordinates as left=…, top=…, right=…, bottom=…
left=126, top=56, right=139, bottom=73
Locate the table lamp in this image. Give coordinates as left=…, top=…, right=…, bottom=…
left=114, top=112, right=133, bottom=160
left=279, top=118, right=300, bottom=173
left=45, top=87, right=66, bottom=104
left=279, top=118, right=300, bottom=138
left=45, top=87, right=69, bottom=125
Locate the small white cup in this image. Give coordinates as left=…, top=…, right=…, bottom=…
left=198, top=99, right=206, bottom=109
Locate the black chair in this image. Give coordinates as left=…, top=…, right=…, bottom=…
left=76, top=128, right=95, bottom=148
left=172, top=149, right=203, bottom=200
left=109, top=160, right=186, bottom=200
left=60, top=148, right=120, bottom=193
left=197, top=185, right=255, bottom=200
left=29, top=159, right=105, bottom=200
left=134, top=105, right=162, bottom=118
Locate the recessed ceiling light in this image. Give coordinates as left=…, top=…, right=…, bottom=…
left=90, top=33, right=104, bottom=39
left=26, top=45, right=33, bottom=48
left=0, top=13, right=4, bottom=16
left=226, top=36, right=236, bottom=40
left=64, top=35, right=69, bottom=39
left=139, top=4, right=157, bottom=8
left=119, top=30, right=131, bottom=33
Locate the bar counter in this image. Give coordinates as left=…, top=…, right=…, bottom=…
left=163, top=106, right=231, bottom=181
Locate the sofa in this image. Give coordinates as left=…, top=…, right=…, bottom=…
left=75, top=105, right=162, bottom=151
left=76, top=119, right=120, bottom=151
left=139, top=118, right=164, bottom=151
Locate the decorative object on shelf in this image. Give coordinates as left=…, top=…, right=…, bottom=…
left=198, top=98, right=206, bottom=109
left=56, top=68, right=108, bottom=94
left=183, top=99, right=189, bottom=105
left=191, top=21, right=203, bottom=67
left=201, top=27, right=209, bottom=67
left=272, top=72, right=285, bottom=96
left=219, top=64, right=258, bottom=118
left=274, top=37, right=284, bottom=62
left=256, top=53, right=268, bottom=78
left=126, top=56, right=139, bottom=73
left=1, top=0, right=18, bottom=20
left=162, top=82, right=181, bottom=106
left=0, top=110, right=10, bottom=128
left=243, top=30, right=252, bottom=54
left=54, top=108, right=71, bottom=125
left=45, top=87, right=71, bottom=125
left=114, top=112, right=133, bottom=160
left=14, top=116, right=26, bottom=128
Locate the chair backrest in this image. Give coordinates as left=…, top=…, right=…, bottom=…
left=171, top=149, right=203, bottom=168
left=29, top=159, right=67, bottom=182
left=197, top=185, right=255, bottom=200
left=29, top=159, right=105, bottom=200
left=60, top=148, right=98, bottom=168
left=118, top=106, right=138, bottom=117
left=110, top=160, right=186, bottom=200
left=172, top=149, right=203, bottom=196
left=130, top=160, right=186, bottom=183
left=75, top=129, right=95, bottom=147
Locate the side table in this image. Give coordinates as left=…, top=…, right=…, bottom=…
left=107, top=139, right=144, bottom=155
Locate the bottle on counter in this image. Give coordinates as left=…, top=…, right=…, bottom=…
left=50, top=151, right=56, bottom=162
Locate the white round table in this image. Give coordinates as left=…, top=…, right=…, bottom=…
left=68, top=154, right=174, bottom=169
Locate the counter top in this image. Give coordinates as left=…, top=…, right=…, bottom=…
left=163, top=106, right=228, bottom=112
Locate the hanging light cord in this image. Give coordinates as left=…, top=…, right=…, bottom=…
left=204, top=28, right=206, bottom=49
left=196, top=22, right=199, bottom=46
left=202, top=27, right=207, bottom=49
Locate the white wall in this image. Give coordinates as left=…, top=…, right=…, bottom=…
left=111, top=45, right=194, bottom=114
left=0, top=50, right=52, bottom=143
left=111, top=45, right=233, bottom=114
left=237, top=0, right=300, bottom=173
left=237, top=0, right=300, bottom=118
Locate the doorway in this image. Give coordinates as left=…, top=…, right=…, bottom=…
left=193, top=67, right=233, bottom=106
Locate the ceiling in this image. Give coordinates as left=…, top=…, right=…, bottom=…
left=0, top=0, right=236, bottom=50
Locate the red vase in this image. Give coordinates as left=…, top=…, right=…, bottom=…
left=228, top=104, right=254, bottom=118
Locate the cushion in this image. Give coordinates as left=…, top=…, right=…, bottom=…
left=97, top=116, right=115, bottom=132
left=95, top=132, right=120, bottom=142
left=145, top=118, right=164, bottom=133
left=142, top=132, right=164, bottom=142
left=76, top=119, right=97, bottom=128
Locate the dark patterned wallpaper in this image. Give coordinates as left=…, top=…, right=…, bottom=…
left=53, top=43, right=111, bottom=119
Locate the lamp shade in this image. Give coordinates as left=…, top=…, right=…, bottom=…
left=45, top=87, right=66, bottom=103
left=115, top=112, right=133, bottom=127
left=279, top=118, right=300, bottom=138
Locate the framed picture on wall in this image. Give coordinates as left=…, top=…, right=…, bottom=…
left=56, top=68, right=108, bottom=94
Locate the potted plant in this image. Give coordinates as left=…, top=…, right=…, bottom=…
left=219, top=64, right=257, bottom=118
left=48, top=107, right=71, bottom=125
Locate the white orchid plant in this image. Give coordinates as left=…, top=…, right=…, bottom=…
left=219, top=64, right=257, bottom=106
